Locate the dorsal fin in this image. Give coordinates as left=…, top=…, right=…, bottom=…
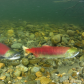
left=42, top=45, right=50, bottom=47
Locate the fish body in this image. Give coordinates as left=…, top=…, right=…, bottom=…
left=0, top=43, right=20, bottom=60
left=0, top=43, right=10, bottom=55
left=23, top=45, right=79, bottom=59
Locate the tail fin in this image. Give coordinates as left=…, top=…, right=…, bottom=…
left=22, top=46, right=29, bottom=56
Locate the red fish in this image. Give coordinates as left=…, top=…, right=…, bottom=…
left=23, top=45, right=79, bottom=58
left=0, top=43, right=10, bottom=55
left=0, top=43, right=20, bottom=60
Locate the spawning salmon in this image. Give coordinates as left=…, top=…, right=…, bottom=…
left=0, top=43, right=20, bottom=60
left=23, top=45, right=79, bottom=59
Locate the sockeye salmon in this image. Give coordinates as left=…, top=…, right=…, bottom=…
left=0, top=43, right=20, bottom=60
left=23, top=45, right=79, bottom=59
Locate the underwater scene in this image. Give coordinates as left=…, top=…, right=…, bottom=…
left=0, top=0, right=84, bottom=84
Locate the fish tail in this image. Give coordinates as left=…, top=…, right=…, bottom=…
left=22, top=46, right=29, bottom=56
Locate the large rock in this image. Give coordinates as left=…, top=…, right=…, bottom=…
left=51, top=34, right=62, bottom=45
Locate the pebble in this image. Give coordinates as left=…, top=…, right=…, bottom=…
left=0, top=81, right=5, bottom=84
left=79, top=62, right=84, bottom=67
left=59, top=76, right=69, bottom=82
left=27, top=74, right=36, bottom=81
left=22, top=58, right=29, bottom=66
left=62, top=80, right=69, bottom=84
left=11, top=43, right=22, bottom=48
left=82, top=68, right=84, bottom=73
left=29, top=59, right=41, bottom=64
left=29, top=34, right=35, bottom=39
left=40, top=76, right=51, bottom=84
left=31, top=66, right=40, bottom=73
left=51, top=34, right=62, bottom=44
left=82, top=32, right=84, bottom=38
left=13, top=69, right=21, bottom=77
left=62, top=36, right=68, bottom=44
left=67, top=30, right=75, bottom=36
left=79, top=55, right=84, bottom=61
left=71, top=71, right=77, bottom=78
left=16, top=64, right=28, bottom=72
left=40, top=67, right=45, bottom=72
left=49, top=82, right=56, bottom=84
left=35, top=71, right=43, bottom=77
left=13, top=81, right=22, bottom=84
left=49, top=32, right=54, bottom=37
left=82, top=40, right=84, bottom=46
left=0, top=76, right=6, bottom=80
left=0, top=63, right=5, bottom=68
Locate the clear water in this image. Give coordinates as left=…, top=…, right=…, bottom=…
left=0, top=0, right=84, bottom=25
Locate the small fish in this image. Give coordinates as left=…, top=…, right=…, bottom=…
left=23, top=45, right=79, bottom=59
left=0, top=43, right=20, bottom=60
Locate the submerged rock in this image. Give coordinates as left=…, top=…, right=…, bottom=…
left=16, top=64, right=28, bottom=72
left=22, top=58, right=29, bottom=66
left=67, top=30, right=75, bottom=36
left=11, top=43, right=22, bottom=48
left=51, top=34, right=62, bottom=45
left=31, top=66, right=41, bottom=73
left=13, top=69, right=21, bottom=77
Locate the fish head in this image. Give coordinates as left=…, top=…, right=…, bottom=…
left=4, top=50, right=20, bottom=60
left=65, top=47, right=79, bottom=58
left=22, top=46, right=30, bottom=56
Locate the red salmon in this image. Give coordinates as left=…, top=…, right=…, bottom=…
left=0, top=43, right=20, bottom=60
left=23, top=45, right=79, bottom=58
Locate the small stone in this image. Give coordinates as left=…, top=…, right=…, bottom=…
left=31, top=66, right=40, bottom=73
left=29, top=59, right=41, bottom=64
left=69, top=78, right=76, bottom=83
left=59, top=76, right=69, bottom=82
left=11, top=43, right=22, bottom=49
left=76, top=30, right=80, bottom=34
left=51, top=34, right=62, bottom=44
left=27, top=74, right=36, bottom=81
left=79, top=62, right=84, bottom=67
left=13, top=81, right=22, bottom=84
left=49, top=82, right=56, bottom=84
left=29, top=34, right=35, bottom=39
left=62, top=80, right=69, bottom=84
left=62, top=36, right=68, bottom=44
left=82, top=40, right=84, bottom=46
left=40, top=77, right=51, bottom=84
left=7, top=29, right=14, bottom=37
left=17, top=77, right=22, bottom=80
left=82, top=68, right=84, bottom=73
left=13, top=69, right=21, bottom=77
left=82, top=32, right=84, bottom=38
left=0, top=81, right=5, bottom=84
left=0, top=63, right=5, bottom=68
left=40, top=67, right=45, bottom=72
left=49, top=32, right=54, bottom=37
left=79, top=55, right=84, bottom=61
left=35, top=71, right=43, bottom=77
left=16, top=64, right=28, bottom=72
left=67, top=30, right=75, bottom=36
left=22, top=58, right=29, bottom=66
left=71, top=71, right=77, bottom=77
left=0, top=76, right=6, bottom=80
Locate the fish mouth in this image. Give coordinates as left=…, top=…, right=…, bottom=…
left=71, top=51, right=79, bottom=58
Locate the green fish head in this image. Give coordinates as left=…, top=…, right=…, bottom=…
left=65, top=47, right=79, bottom=58
left=4, top=50, right=20, bottom=60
